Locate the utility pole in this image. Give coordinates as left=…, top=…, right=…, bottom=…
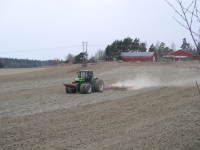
left=82, top=42, right=88, bottom=67
left=198, top=27, right=200, bottom=46
left=86, top=42, right=88, bottom=65
left=82, top=42, right=84, bottom=66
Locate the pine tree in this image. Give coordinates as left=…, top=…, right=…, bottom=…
left=180, top=38, right=190, bottom=50
left=131, top=38, right=140, bottom=52
left=139, top=42, right=147, bottom=52
left=148, top=44, right=155, bottom=52
left=122, top=37, right=133, bottom=52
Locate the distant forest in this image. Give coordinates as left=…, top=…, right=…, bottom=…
left=0, top=57, right=55, bottom=68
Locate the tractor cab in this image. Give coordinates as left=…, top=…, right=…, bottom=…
left=78, top=70, right=93, bottom=82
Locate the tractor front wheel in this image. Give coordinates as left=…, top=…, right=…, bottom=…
left=84, top=83, right=91, bottom=94
left=68, top=87, right=76, bottom=93
left=80, top=83, right=91, bottom=94
left=65, top=87, right=69, bottom=93
left=80, top=83, right=85, bottom=94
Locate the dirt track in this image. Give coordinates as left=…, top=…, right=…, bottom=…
left=0, top=62, right=200, bottom=149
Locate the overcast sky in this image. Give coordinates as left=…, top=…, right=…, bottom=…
left=0, top=0, right=199, bottom=60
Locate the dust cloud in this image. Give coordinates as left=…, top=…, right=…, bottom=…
left=112, top=74, right=197, bottom=90
left=113, top=74, right=161, bottom=90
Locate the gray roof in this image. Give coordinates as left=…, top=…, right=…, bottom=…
left=169, top=49, right=198, bottom=55
left=182, top=49, right=198, bottom=55
left=121, top=52, right=155, bottom=57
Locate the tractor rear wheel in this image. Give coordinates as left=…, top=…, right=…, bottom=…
left=92, top=79, right=97, bottom=92
left=95, top=79, right=104, bottom=92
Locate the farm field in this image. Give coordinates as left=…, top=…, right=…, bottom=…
left=0, top=61, right=200, bottom=149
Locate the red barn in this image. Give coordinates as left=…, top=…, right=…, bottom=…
left=168, top=49, right=198, bottom=60
left=121, top=52, right=157, bottom=62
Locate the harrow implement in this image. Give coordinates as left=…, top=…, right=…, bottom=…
left=63, top=82, right=77, bottom=88
left=104, top=84, right=134, bottom=90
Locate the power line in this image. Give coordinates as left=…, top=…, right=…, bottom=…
left=0, top=43, right=198, bottom=54
left=88, top=45, right=107, bottom=46
left=0, top=45, right=81, bottom=54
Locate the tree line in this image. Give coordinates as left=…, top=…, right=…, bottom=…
left=1, top=37, right=198, bottom=68
left=64, top=50, right=105, bottom=64
left=105, top=37, right=147, bottom=60
left=0, top=58, right=54, bottom=68
left=65, top=37, right=198, bottom=63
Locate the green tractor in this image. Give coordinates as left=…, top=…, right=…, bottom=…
left=63, top=70, right=104, bottom=94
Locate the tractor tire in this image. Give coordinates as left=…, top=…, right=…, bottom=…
left=92, top=79, right=97, bottom=92
left=68, top=87, right=76, bottom=93
left=80, top=83, right=91, bottom=94
left=95, top=79, right=104, bottom=92
left=80, top=83, right=86, bottom=94
left=65, top=87, right=69, bottom=93
left=84, top=83, right=92, bottom=94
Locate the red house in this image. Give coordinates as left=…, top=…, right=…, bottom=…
left=121, top=52, right=157, bottom=62
left=167, top=49, right=199, bottom=60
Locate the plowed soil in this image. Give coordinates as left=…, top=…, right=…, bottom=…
left=0, top=61, right=200, bottom=149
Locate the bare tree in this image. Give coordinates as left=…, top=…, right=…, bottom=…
left=165, top=0, right=200, bottom=62
left=89, top=54, right=95, bottom=63
left=155, top=41, right=160, bottom=57
left=51, top=58, right=60, bottom=66
left=144, top=41, right=148, bottom=49
left=94, top=49, right=105, bottom=60
left=198, top=42, right=200, bottom=51
left=187, top=43, right=196, bottom=51
left=171, top=42, right=176, bottom=52
left=65, top=53, right=74, bottom=63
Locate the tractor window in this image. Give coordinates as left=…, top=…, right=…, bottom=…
left=80, top=72, right=89, bottom=78
left=88, top=72, right=93, bottom=78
